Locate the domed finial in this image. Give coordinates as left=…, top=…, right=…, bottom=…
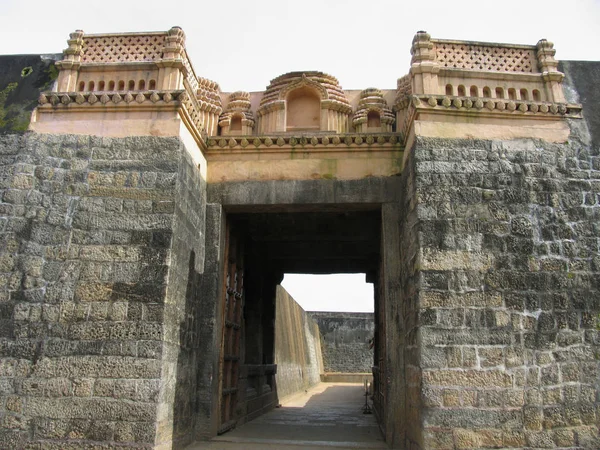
left=412, top=31, right=431, bottom=43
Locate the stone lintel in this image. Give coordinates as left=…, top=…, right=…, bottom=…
left=208, top=177, right=401, bottom=208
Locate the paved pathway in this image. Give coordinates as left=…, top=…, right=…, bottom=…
left=187, top=382, right=387, bottom=449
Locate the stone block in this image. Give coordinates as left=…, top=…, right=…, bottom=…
left=423, top=369, right=512, bottom=388
left=425, top=408, right=522, bottom=430
left=523, top=406, right=543, bottom=430
left=442, top=389, right=460, bottom=406
left=525, top=430, right=556, bottom=448
left=478, top=347, right=504, bottom=367
left=26, top=397, right=157, bottom=422
left=423, top=429, right=454, bottom=449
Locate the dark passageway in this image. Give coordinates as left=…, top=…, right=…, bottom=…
left=207, top=208, right=389, bottom=445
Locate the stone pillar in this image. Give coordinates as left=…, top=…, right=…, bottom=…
left=55, top=30, right=84, bottom=92
left=537, top=39, right=566, bottom=103
left=157, top=26, right=186, bottom=91
left=410, top=31, right=440, bottom=96
left=381, top=202, right=408, bottom=447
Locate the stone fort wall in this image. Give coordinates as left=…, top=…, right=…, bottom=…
left=390, top=61, right=600, bottom=449
left=0, top=30, right=599, bottom=449
left=308, top=312, right=374, bottom=374
left=274, top=286, right=323, bottom=400
left=0, top=132, right=208, bottom=449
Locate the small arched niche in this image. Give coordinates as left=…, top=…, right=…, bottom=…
left=230, top=114, right=243, bottom=132
left=286, top=86, right=321, bottom=131
left=367, top=111, right=381, bottom=129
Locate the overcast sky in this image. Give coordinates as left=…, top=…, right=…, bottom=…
left=2, top=0, right=599, bottom=93
left=2, top=0, right=598, bottom=312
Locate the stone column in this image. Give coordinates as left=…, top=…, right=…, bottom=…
left=537, top=39, right=566, bottom=103
left=55, top=30, right=84, bottom=92
left=410, top=31, right=440, bottom=96
left=157, top=27, right=186, bottom=91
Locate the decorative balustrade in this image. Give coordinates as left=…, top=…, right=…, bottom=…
left=432, top=40, right=538, bottom=73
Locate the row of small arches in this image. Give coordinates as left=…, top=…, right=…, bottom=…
left=78, top=79, right=157, bottom=92
left=445, top=84, right=542, bottom=102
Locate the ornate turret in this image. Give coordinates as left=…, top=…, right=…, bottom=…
left=219, top=91, right=255, bottom=136
left=352, top=88, right=395, bottom=133
left=256, top=72, right=352, bottom=134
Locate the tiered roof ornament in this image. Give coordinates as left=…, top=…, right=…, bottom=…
left=352, top=88, right=395, bottom=133
left=257, top=72, right=352, bottom=134
left=218, top=91, right=255, bottom=136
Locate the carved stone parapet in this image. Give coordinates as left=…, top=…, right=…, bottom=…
left=431, top=39, right=538, bottom=73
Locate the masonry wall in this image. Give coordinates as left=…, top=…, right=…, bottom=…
left=308, top=312, right=374, bottom=373
left=411, top=130, right=600, bottom=448
left=155, top=141, right=207, bottom=448
left=395, top=148, right=422, bottom=449
left=274, top=285, right=323, bottom=400
left=0, top=133, right=206, bottom=449
left=388, top=60, right=600, bottom=450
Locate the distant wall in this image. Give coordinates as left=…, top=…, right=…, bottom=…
left=274, top=286, right=323, bottom=400
left=309, top=312, right=374, bottom=373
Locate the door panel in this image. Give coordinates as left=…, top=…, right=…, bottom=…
left=218, top=223, right=244, bottom=434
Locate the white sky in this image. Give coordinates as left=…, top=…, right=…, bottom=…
left=2, top=0, right=600, bottom=92
left=2, top=0, right=599, bottom=312
left=281, top=274, right=374, bottom=312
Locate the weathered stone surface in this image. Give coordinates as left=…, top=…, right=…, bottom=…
left=308, top=312, right=374, bottom=374
left=413, top=131, right=600, bottom=449
left=275, top=286, right=323, bottom=400
left=0, top=47, right=599, bottom=450
left=0, top=133, right=206, bottom=449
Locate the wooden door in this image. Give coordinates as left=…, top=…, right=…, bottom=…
left=218, top=223, right=245, bottom=434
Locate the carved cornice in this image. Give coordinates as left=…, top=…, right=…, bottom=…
left=206, top=133, right=401, bottom=151
left=38, top=90, right=183, bottom=108
left=407, top=94, right=581, bottom=118
left=256, top=101, right=285, bottom=116
left=395, top=94, right=582, bottom=147
left=278, top=74, right=329, bottom=101
left=37, top=89, right=209, bottom=150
